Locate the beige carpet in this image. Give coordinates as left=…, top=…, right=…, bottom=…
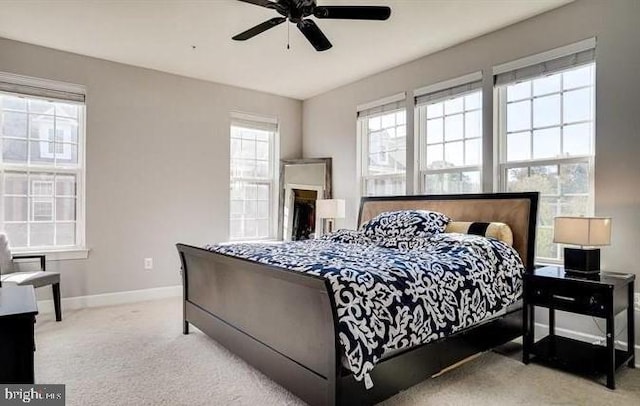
left=34, top=298, right=640, bottom=406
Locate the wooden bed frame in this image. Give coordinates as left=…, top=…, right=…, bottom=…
left=177, top=192, right=538, bottom=406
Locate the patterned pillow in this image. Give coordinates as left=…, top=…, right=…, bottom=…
left=360, top=210, right=450, bottom=239
left=321, top=229, right=371, bottom=244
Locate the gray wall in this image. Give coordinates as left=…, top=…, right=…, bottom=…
left=302, top=0, right=640, bottom=343
left=0, top=38, right=302, bottom=299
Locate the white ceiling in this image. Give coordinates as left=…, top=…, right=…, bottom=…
left=0, top=0, right=572, bottom=100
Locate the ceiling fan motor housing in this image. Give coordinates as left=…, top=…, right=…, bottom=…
left=275, top=0, right=316, bottom=23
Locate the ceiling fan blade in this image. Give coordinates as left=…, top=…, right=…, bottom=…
left=236, top=0, right=278, bottom=9
left=297, top=19, right=332, bottom=51
left=313, top=6, right=391, bottom=20
left=232, top=17, right=287, bottom=41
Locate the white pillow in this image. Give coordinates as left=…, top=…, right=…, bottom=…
left=444, top=221, right=513, bottom=246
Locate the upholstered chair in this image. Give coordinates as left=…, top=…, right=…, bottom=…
left=0, top=233, right=62, bottom=321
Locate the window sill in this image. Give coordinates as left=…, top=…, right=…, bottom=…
left=12, top=247, right=90, bottom=261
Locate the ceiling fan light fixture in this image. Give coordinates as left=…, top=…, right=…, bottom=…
left=232, top=0, right=391, bottom=52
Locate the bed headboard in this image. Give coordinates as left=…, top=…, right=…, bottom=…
left=358, top=192, right=539, bottom=272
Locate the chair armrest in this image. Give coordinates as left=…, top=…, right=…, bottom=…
left=12, top=254, right=46, bottom=272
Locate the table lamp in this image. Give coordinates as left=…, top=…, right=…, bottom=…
left=553, top=216, right=611, bottom=274
left=316, top=199, right=346, bottom=234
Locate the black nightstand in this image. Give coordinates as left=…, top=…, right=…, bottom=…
left=0, top=285, right=39, bottom=384
left=523, top=266, right=635, bottom=389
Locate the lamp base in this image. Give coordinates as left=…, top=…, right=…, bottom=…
left=564, top=247, right=600, bottom=274
left=322, top=219, right=334, bottom=235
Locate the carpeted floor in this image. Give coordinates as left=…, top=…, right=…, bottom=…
left=34, top=298, right=640, bottom=405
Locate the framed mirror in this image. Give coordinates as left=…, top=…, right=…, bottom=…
left=278, top=158, right=332, bottom=241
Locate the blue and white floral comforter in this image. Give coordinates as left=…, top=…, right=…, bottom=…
left=206, top=230, right=524, bottom=389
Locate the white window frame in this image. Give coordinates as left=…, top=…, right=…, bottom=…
left=358, top=110, right=407, bottom=197
left=0, top=72, right=87, bottom=259
left=496, top=62, right=596, bottom=264
left=229, top=113, right=279, bottom=242
left=417, top=89, right=483, bottom=194
left=356, top=93, right=407, bottom=199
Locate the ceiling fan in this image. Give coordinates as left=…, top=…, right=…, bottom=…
left=232, top=0, right=391, bottom=51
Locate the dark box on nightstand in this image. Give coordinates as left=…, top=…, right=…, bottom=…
left=564, top=247, right=600, bottom=273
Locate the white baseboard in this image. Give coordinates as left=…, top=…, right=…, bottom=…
left=37, top=285, right=182, bottom=314
left=535, top=322, right=640, bottom=368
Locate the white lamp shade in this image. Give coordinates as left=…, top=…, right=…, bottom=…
left=316, top=199, right=346, bottom=219
left=553, top=216, right=612, bottom=246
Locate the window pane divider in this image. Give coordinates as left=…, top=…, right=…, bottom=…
left=425, top=107, right=482, bottom=119
left=425, top=136, right=481, bottom=146
left=500, top=156, right=592, bottom=169
left=506, top=119, right=592, bottom=134
left=421, top=166, right=482, bottom=175
left=362, top=174, right=406, bottom=180
left=231, top=178, right=272, bottom=184
left=505, top=84, right=592, bottom=104
left=1, top=164, right=81, bottom=174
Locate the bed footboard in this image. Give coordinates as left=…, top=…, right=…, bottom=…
left=177, top=244, right=339, bottom=406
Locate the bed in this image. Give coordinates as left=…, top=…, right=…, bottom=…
left=177, top=192, right=538, bottom=406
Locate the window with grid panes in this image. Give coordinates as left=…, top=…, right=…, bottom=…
left=417, top=88, right=482, bottom=194
left=0, top=91, right=84, bottom=249
left=497, top=62, right=595, bottom=262
left=229, top=117, right=277, bottom=240
left=358, top=108, right=406, bottom=196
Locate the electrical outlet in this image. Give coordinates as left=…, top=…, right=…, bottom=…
left=144, top=258, right=153, bottom=270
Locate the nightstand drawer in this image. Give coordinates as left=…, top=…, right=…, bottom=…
left=525, top=278, right=610, bottom=317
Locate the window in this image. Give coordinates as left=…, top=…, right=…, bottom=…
left=47, top=128, right=66, bottom=155
left=0, top=75, right=85, bottom=250
left=32, top=199, right=53, bottom=222
left=416, top=77, right=482, bottom=194
left=497, top=60, right=595, bottom=262
left=357, top=96, right=406, bottom=196
left=229, top=114, right=277, bottom=240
